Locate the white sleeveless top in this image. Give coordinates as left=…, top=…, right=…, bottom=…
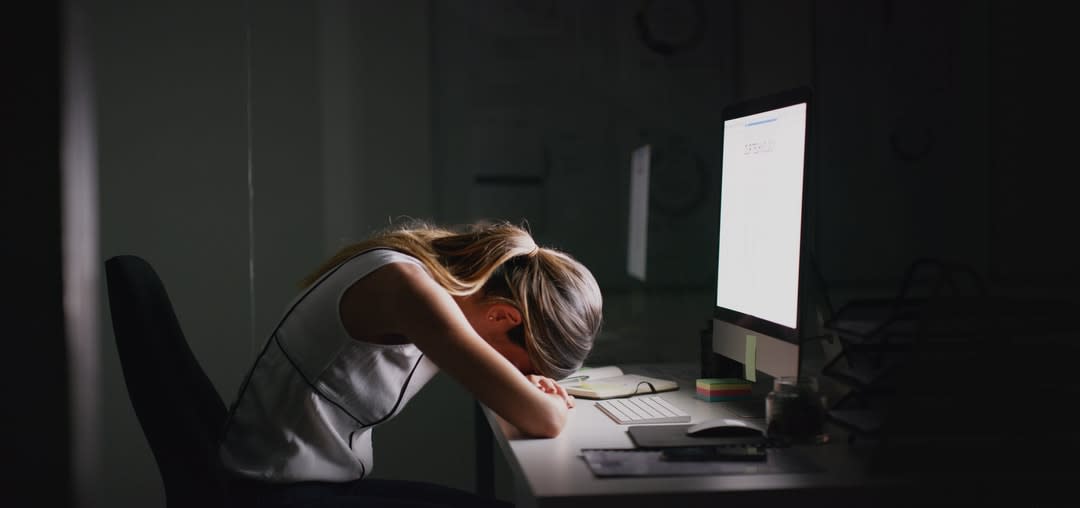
left=219, top=249, right=440, bottom=482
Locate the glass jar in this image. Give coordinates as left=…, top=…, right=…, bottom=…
left=766, top=376, right=829, bottom=445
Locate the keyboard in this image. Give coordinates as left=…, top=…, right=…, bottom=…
left=594, top=395, right=691, bottom=425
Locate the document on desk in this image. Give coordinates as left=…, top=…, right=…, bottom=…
left=580, top=448, right=821, bottom=478
left=559, top=365, right=677, bottom=399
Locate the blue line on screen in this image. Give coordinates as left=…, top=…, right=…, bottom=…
left=746, top=118, right=777, bottom=127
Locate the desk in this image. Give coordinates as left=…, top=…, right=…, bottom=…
left=476, top=363, right=1071, bottom=508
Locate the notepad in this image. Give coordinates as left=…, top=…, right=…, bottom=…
left=559, top=365, right=678, bottom=399
left=695, top=378, right=753, bottom=401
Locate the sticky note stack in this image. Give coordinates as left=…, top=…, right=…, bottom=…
left=695, top=378, right=753, bottom=402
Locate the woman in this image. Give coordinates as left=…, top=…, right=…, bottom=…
left=220, top=219, right=603, bottom=507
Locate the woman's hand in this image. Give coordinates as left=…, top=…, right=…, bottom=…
left=527, top=374, right=575, bottom=409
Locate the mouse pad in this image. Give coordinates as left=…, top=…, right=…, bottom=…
left=627, top=424, right=769, bottom=449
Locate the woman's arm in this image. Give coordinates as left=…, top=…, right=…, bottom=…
left=342, top=261, right=570, bottom=438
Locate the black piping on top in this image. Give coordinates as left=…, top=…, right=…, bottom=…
left=222, top=249, right=426, bottom=441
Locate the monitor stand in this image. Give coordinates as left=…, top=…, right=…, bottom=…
left=702, top=349, right=773, bottom=419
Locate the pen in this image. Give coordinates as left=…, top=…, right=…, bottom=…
left=558, top=375, right=589, bottom=385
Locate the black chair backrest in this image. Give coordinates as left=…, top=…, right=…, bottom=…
left=105, top=255, right=228, bottom=508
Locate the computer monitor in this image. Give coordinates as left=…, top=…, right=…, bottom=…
left=626, top=144, right=651, bottom=282
left=711, top=86, right=811, bottom=383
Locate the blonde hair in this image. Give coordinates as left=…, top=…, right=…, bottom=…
left=302, top=219, right=603, bottom=379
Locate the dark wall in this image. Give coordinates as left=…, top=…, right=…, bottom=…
left=808, top=0, right=1076, bottom=302
left=94, top=0, right=250, bottom=505
left=3, top=2, right=70, bottom=506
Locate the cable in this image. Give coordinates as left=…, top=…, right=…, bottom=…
left=805, top=248, right=834, bottom=319
left=244, top=0, right=256, bottom=362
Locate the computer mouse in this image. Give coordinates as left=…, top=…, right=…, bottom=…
left=685, top=418, right=766, bottom=438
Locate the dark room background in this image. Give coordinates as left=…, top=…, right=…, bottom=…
left=6, top=1, right=1073, bottom=506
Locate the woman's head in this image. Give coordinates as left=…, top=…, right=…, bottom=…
left=304, top=220, right=603, bottom=379
left=476, top=240, right=604, bottom=380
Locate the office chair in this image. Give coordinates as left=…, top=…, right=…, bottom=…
left=105, top=255, right=229, bottom=508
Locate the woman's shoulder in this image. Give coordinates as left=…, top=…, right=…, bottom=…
left=336, top=249, right=440, bottom=328
left=306, top=248, right=429, bottom=293
left=338, top=248, right=427, bottom=275
left=358, top=248, right=423, bottom=266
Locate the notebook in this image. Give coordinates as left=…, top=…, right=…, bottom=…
left=559, top=365, right=678, bottom=399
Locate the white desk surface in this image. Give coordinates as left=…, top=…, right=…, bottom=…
left=480, top=362, right=1080, bottom=507
left=480, top=363, right=897, bottom=508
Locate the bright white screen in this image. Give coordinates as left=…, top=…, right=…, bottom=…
left=716, top=103, right=806, bottom=328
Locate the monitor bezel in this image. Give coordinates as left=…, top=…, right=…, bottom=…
left=713, top=86, right=813, bottom=346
